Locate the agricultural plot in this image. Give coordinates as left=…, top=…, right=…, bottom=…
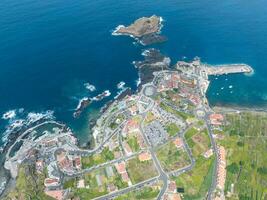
left=185, top=127, right=211, bottom=157
left=81, top=147, right=114, bottom=169
left=114, top=183, right=161, bottom=200
left=173, top=156, right=215, bottom=199
left=219, top=112, right=267, bottom=199
left=65, top=166, right=127, bottom=199
left=172, top=124, right=214, bottom=199
left=156, top=141, right=191, bottom=172
left=126, top=157, right=158, bottom=184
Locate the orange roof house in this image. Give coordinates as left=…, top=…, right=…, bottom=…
left=138, top=152, right=152, bottom=162
left=45, top=190, right=64, bottom=200
left=115, top=162, right=126, bottom=174
left=168, top=181, right=177, bottom=193
left=44, top=178, right=60, bottom=187
left=203, top=149, right=213, bottom=158
left=209, top=113, right=224, bottom=126
left=121, top=172, right=130, bottom=182
left=173, top=138, right=183, bottom=149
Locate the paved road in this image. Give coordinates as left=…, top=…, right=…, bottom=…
left=140, top=114, right=168, bottom=200
left=204, top=111, right=219, bottom=200
left=93, top=177, right=158, bottom=200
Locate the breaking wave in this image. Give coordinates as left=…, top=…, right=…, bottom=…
left=1, top=109, right=55, bottom=144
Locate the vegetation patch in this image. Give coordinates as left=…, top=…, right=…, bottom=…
left=173, top=156, right=215, bottom=199
left=219, top=112, right=267, bottom=199
left=166, top=123, right=180, bottom=137
left=66, top=166, right=128, bottom=199
left=156, top=141, right=191, bottom=172
left=81, top=147, right=114, bottom=169
left=127, top=136, right=140, bottom=152
left=114, top=185, right=160, bottom=200
left=4, top=165, right=54, bottom=200
left=127, top=157, right=158, bottom=184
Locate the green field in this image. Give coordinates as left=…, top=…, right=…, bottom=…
left=81, top=147, right=114, bottom=169
left=166, top=123, right=180, bottom=137
left=65, top=166, right=128, bottom=199
left=114, top=185, right=160, bottom=200
left=127, top=157, right=158, bottom=184
left=185, top=127, right=210, bottom=157
left=171, top=123, right=214, bottom=199
left=156, top=141, right=191, bottom=172
left=160, top=102, right=194, bottom=121
left=219, top=112, right=267, bottom=199
left=173, top=156, right=215, bottom=199
left=127, top=136, right=140, bottom=152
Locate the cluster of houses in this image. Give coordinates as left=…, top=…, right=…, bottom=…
left=209, top=113, right=224, bottom=126
left=122, top=119, right=146, bottom=152
left=115, top=161, right=132, bottom=186
left=216, top=146, right=226, bottom=191
left=30, top=131, right=83, bottom=200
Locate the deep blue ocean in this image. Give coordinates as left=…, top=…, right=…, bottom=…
left=0, top=0, right=267, bottom=145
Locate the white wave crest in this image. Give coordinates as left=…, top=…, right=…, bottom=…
left=1, top=110, right=55, bottom=143
left=84, top=83, right=96, bottom=92
left=111, top=25, right=125, bottom=36
left=117, top=81, right=126, bottom=90
left=26, top=110, right=54, bottom=124
left=2, top=110, right=16, bottom=120
left=136, top=78, right=141, bottom=87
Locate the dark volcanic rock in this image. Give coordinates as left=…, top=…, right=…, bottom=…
left=134, top=49, right=171, bottom=87
left=140, top=33, right=167, bottom=46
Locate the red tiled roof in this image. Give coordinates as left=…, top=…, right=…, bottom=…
left=45, top=190, right=64, bottom=200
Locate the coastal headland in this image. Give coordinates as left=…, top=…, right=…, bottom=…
left=2, top=51, right=260, bottom=200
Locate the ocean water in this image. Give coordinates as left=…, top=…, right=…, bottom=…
left=0, top=0, right=267, bottom=145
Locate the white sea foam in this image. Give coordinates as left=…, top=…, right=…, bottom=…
left=104, top=90, right=111, bottom=97
left=117, top=81, right=126, bottom=90
left=2, top=110, right=16, bottom=120
left=142, top=50, right=150, bottom=57
left=1, top=110, right=55, bottom=143
left=111, top=25, right=125, bottom=36
left=91, top=90, right=111, bottom=101
left=136, top=77, right=141, bottom=87
left=158, top=16, right=164, bottom=33
left=26, top=110, right=54, bottom=125
left=84, top=83, right=96, bottom=92
left=76, top=97, right=89, bottom=110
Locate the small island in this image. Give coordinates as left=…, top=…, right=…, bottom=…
left=114, top=15, right=162, bottom=37
left=113, top=15, right=167, bottom=45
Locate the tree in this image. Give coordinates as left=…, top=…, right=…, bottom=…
left=226, top=162, right=239, bottom=174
